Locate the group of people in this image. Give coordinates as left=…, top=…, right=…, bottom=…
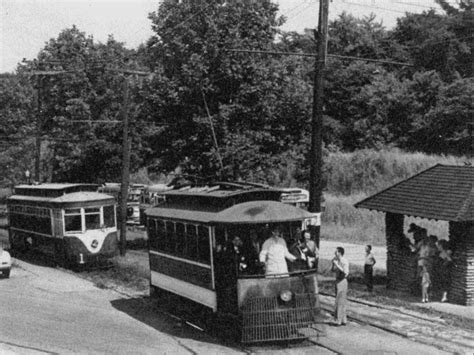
left=407, top=223, right=454, bottom=303
left=221, top=226, right=320, bottom=277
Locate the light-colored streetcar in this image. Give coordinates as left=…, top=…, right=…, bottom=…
left=145, top=181, right=322, bottom=343
left=7, top=183, right=118, bottom=266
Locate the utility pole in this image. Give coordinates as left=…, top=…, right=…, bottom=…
left=119, top=78, right=131, bottom=256
left=309, top=0, right=329, bottom=247
left=113, top=68, right=149, bottom=256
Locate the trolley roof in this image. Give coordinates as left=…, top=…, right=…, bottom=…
left=13, top=183, right=99, bottom=197
left=8, top=185, right=114, bottom=208
left=146, top=200, right=314, bottom=224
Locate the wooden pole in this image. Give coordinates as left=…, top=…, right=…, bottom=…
left=119, top=78, right=131, bottom=256
left=309, top=0, right=329, bottom=247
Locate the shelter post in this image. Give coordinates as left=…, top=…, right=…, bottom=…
left=449, top=221, right=474, bottom=305
left=385, top=213, right=418, bottom=293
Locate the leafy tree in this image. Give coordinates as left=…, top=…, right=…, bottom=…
left=19, top=27, right=149, bottom=183
left=390, top=2, right=472, bottom=80
left=0, top=73, right=35, bottom=185
left=144, top=0, right=293, bottom=178
left=413, top=77, right=473, bottom=155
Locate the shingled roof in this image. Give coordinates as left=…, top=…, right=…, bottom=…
left=355, top=164, right=474, bottom=222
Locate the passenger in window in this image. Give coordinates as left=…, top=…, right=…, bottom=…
left=226, top=236, right=248, bottom=275
left=259, top=226, right=296, bottom=276
left=244, top=230, right=263, bottom=275
left=288, top=237, right=308, bottom=271
left=302, top=230, right=319, bottom=269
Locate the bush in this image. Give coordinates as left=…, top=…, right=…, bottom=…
left=324, top=148, right=466, bottom=195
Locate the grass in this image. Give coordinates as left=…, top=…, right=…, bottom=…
left=83, top=250, right=150, bottom=294
left=324, top=149, right=470, bottom=195
left=321, top=192, right=449, bottom=246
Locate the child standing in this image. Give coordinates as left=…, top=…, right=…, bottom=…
left=364, top=245, right=376, bottom=292
left=421, top=265, right=431, bottom=303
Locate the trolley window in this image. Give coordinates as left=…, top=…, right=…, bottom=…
left=148, top=219, right=158, bottom=249
left=186, top=225, right=198, bottom=259
left=175, top=223, right=186, bottom=257
left=85, top=207, right=101, bottom=230
left=65, top=208, right=82, bottom=232
left=103, top=205, right=115, bottom=228
left=164, top=221, right=175, bottom=253
left=156, top=220, right=166, bottom=250
left=197, top=225, right=210, bottom=263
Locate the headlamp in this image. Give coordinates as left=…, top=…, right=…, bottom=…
left=280, top=290, right=293, bottom=302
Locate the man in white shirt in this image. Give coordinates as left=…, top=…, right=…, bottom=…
left=259, top=226, right=296, bottom=276
left=332, top=246, right=349, bottom=326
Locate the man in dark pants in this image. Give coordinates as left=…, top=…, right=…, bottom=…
left=332, top=247, right=349, bottom=326
left=364, top=245, right=376, bottom=292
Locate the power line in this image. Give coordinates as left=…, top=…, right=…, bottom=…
left=226, top=48, right=414, bottom=66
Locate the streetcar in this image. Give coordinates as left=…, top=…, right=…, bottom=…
left=99, top=183, right=144, bottom=225
left=145, top=181, right=322, bottom=343
left=139, top=183, right=173, bottom=225
left=7, top=183, right=118, bottom=266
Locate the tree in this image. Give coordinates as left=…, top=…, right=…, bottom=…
left=0, top=73, right=35, bottom=185
left=390, top=2, right=472, bottom=80
left=144, top=0, right=292, bottom=178
left=19, top=27, right=149, bottom=183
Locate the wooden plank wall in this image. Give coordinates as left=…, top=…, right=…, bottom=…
left=385, top=213, right=418, bottom=293
left=449, top=221, right=474, bottom=306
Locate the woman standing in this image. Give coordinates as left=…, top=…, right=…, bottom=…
left=436, top=239, right=453, bottom=302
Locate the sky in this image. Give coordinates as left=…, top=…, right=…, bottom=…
left=1, top=0, right=444, bottom=73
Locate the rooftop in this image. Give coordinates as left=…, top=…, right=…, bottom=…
left=355, top=164, right=474, bottom=222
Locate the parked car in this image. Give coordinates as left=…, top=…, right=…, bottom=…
left=0, top=247, right=11, bottom=278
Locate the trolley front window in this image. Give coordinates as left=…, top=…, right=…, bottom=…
left=85, top=207, right=101, bottom=230
left=103, top=205, right=115, bottom=228
left=65, top=208, right=82, bottom=232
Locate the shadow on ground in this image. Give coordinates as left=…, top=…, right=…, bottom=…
left=110, top=296, right=239, bottom=349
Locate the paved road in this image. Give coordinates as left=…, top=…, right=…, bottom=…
left=0, top=259, right=241, bottom=355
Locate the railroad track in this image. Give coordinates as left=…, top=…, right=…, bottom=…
left=53, top=250, right=474, bottom=354
left=318, top=292, right=474, bottom=355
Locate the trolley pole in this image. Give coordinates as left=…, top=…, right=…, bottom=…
left=309, top=0, right=329, bottom=247
left=119, top=78, right=131, bottom=256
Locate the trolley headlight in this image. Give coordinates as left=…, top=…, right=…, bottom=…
left=91, top=239, right=98, bottom=249
left=280, top=290, right=293, bottom=303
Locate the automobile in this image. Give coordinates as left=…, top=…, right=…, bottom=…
left=0, top=247, right=11, bottom=278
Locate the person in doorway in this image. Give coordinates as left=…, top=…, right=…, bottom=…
left=245, top=230, right=262, bottom=274
left=421, top=265, right=431, bottom=303
left=302, top=230, right=319, bottom=269
left=332, top=247, right=349, bottom=326
left=364, top=245, right=376, bottom=292
left=259, top=226, right=296, bottom=276
left=436, top=239, right=453, bottom=302
left=229, top=236, right=248, bottom=274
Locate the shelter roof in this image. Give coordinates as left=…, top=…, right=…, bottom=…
left=355, top=164, right=474, bottom=222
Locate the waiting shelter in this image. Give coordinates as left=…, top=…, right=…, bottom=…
left=355, top=164, right=473, bottom=305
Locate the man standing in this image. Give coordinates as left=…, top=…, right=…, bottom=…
left=259, top=226, right=296, bottom=275
left=332, top=247, right=349, bottom=326
left=364, top=245, right=376, bottom=292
